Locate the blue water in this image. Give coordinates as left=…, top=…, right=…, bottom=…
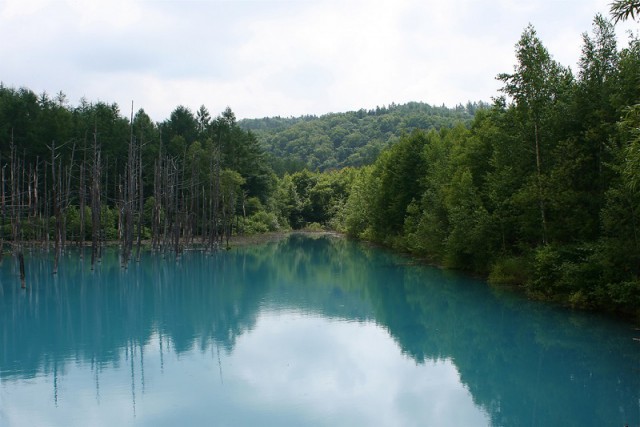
left=0, top=234, right=638, bottom=426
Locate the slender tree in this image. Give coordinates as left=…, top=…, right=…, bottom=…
left=498, top=25, right=570, bottom=245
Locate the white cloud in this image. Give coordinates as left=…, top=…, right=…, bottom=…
left=0, top=0, right=636, bottom=121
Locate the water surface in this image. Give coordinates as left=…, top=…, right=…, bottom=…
left=0, top=234, right=638, bottom=426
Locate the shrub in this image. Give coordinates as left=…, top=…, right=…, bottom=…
left=243, top=211, right=280, bottom=234
left=488, top=255, right=530, bottom=286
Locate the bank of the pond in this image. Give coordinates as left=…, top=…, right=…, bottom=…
left=334, top=232, right=640, bottom=325
left=1, top=230, right=339, bottom=252
left=226, top=230, right=343, bottom=248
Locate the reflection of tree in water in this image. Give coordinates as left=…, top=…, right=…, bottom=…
left=145, top=249, right=267, bottom=354
left=0, top=233, right=378, bottom=383
left=260, top=233, right=375, bottom=320
left=1, top=236, right=638, bottom=426
left=0, top=246, right=272, bottom=381
left=365, top=263, right=640, bottom=427
left=0, top=234, right=376, bottom=381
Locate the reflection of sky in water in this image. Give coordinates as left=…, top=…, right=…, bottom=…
left=1, top=236, right=638, bottom=426
left=0, top=311, right=489, bottom=427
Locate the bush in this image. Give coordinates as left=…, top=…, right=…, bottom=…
left=605, top=280, right=640, bottom=315
left=243, top=211, right=280, bottom=234
left=304, top=222, right=325, bottom=232
left=488, top=255, right=530, bottom=286
left=530, top=245, right=563, bottom=294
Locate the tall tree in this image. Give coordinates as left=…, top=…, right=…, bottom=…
left=196, top=105, right=211, bottom=136
left=498, top=25, right=571, bottom=245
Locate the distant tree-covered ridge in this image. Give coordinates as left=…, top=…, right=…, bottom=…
left=239, top=101, right=487, bottom=173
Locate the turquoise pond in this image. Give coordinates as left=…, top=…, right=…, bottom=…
left=0, top=234, right=638, bottom=426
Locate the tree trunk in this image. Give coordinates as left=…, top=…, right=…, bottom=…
left=91, top=127, right=101, bottom=269
left=136, top=137, right=143, bottom=262
left=534, top=121, right=548, bottom=245
left=50, top=140, right=62, bottom=275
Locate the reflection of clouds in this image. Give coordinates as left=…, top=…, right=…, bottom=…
left=232, top=311, right=490, bottom=427
left=0, top=311, right=489, bottom=427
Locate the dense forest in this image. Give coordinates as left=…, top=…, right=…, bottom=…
left=0, top=10, right=639, bottom=318
left=239, top=101, right=484, bottom=173
left=337, top=15, right=640, bottom=317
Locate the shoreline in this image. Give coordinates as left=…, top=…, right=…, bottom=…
left=227, top=230, right=344, bottom=247
left=1, top=230, right=345, bottom=253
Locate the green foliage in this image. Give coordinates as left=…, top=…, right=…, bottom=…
left=274, top=168, right=355, bottom=230
left=528, top=245, right=564, bottom=297
left=101, top=206, right=118, bottom=241
left=366, top=131, right=429, bottom=243
left=304, top=222, right=325, bottom=232
left=488, top=256, right=530, bottom=286
left=336, top=20, right=640, bottom=317
left=609, top=0, right=640, bottom=23
left=242, top=210, right=280, bottom=234
left=443, top=167, right=491, bottom=271
left=240, top=102, right=484, bottom=173
left=605, top=281, right=640, bottom=315
left=65, top=205, right=92, bottom=241
left=342, top=166, right=376, bottom=238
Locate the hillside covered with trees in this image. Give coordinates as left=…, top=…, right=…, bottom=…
left=239, top=101, right=485, bottom=173
left=0, top=8, right=639, bottom=318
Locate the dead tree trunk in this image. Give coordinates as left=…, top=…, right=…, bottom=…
left=122, top=101, right=135, bottom=267
left=152, top=158, right=159, bottom=251
left=33, top=159, right=40, bottom=244
left=10, top=131, right=25, bottom=287
left=91, top=127, right=102, bottom=269
left=79, top=143, right=86, bottom=253
left=50, top=140, right=62, bottom=275
left=136, top=136, right=143, bottom=262
left=62, top=142, right=76, bottom=252
left=1, top=153, right=5, bottom=262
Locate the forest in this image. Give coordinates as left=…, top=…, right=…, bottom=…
left=0, top=12, right=639, bottom=318
left=338, top=15, right=640, bottom=317
left=238, top=101, right=485, bottom=173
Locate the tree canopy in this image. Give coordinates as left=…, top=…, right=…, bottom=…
left=239, top=101, right=485, bottom=173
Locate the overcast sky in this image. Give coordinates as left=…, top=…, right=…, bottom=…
left=0, top=0, right=636, bottom=121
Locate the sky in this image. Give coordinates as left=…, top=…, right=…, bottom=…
left=0, top=0, right=637, bottom=121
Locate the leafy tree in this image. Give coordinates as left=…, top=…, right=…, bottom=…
left=404, top=129, right=453, bottom=259
left=554, top=14, right=621, bottom=242
left=498, top=24, right=573, bottom=245
left=274, top=173, right=302, bottom=229
left=595, top=104, right=640, bottom=310
left=610, top=0, right=640, bottom=23
left=369, top=131, right=428, bottom=242
left=342, top=166, right=376, bottom=237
